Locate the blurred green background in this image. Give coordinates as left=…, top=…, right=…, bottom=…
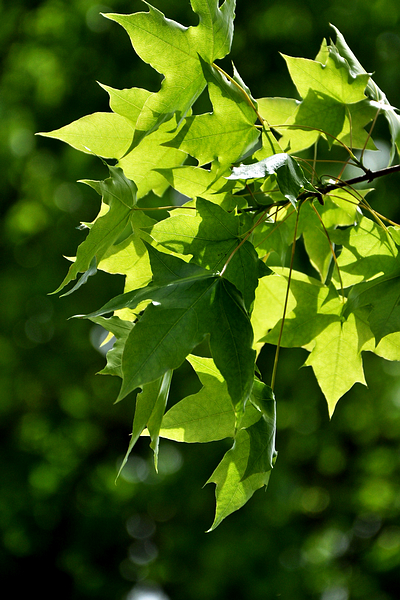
left=2, top=1, right=400, bottom=599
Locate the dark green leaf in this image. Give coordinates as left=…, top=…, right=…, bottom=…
left=150, top=198, right=261, bottom=310
left=243, top=380, right=277, bottom=477
left=206, top=423, right=273, bottom=530
left=89, top=315, right=134, bottom=378
left=117, top=370, right=172, bottom=478
left=78, top=245, right=255, bottom=412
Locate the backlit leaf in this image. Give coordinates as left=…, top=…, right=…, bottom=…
left=166, top=59, right=259, bottom=169
left=118, top=370, right=172, bottom=477
left=105, top=1, right=236, bottom=146
left=282, top=53, right=369, bottom=105
left=150, top=197, right=261, bottom=310
left=329, top=24, right=400, bottom=162
left=118, top=114, right=188, bottom=198
left=331, top=215, right=398, bottom=288
left=54, top=166, right=138, bottom=295
left=345, top=266, right=400, bottom=343
left=305, top=313, right=366, bottom=416
left=80, top=244, right=255, bottom=412
left=255, top=268, right=342, bottom=349
left=155, top=355, right=260, bottom=443
left=38, top=112, right=134, bottom=159
left=155, top=163, right=244, bottom=208
left=206, top=421, right=274, bottom=530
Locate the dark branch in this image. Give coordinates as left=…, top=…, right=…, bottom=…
left=319, top=163, right=400, bottom=195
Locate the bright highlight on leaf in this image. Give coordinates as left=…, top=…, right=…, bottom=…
left=228, top=152, right=316, bottom=207
left=41, top=1, right=400, bottom=529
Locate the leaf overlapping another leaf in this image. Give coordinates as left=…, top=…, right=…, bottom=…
left=165, top=59, right=259, bottom=170
left=256, top=38, right=376, bottom=153
left=150, top=197, right=262, bottom=310
left=344, top=265, right=400, bottom=343
left=80, top=244, right=256, bottom=413
left=155, top=163, right=244, bottom=209
left=53, top=166, right=138, bottom=295
left=252, top=268, right=368, bottom=415
left=228, top=152, right=316, bottom=207
left=206, top=380, right=276, bottom=530
left=40, top=0, right=400, bottom=528
left=329, top=24, right=400, bottom=162
left=154, top=355, right=260, bottom=443
left=104, top=0, right=236, bottom=146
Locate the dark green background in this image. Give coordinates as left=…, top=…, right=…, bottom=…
left=2, top=1, right=400, bottom=599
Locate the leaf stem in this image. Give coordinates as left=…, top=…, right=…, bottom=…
left=212, top=62, right=265, bottom=126
left=320, top=163, right=400, bottom=194
left=136, top=205, right=196, bottom=211
left=219, top=208, right=270, bottom=276
left=272, top=123, right=358, bottom=163
left=310, top=203, right=345, bottom=301
left=270, top=206, right=301, bottom=391
left=360, top=107, right=381, bottom=165
left=211, top=63, right=282, bottom=150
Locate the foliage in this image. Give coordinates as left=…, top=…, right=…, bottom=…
left=39, top=0, right=400, bottom=530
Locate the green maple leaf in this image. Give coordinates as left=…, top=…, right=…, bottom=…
left=155, top=163, right=244, bottom=209
left=150, top=197, right=261, bottom=310
left=105, top=0, right=236, bottom=146
left=337, top=99, right=377, bottom=150
left=305, top=313, right=366, bottom=417
left=228, top=153, right=315, bottom=208
left=257, top=97, right=299, bottom=128
left=251, top=218, right=292, bottom=269
left=331, top=216, right=398, bottom=288
left=258, top=97, right=319, bottom=154
left=38, top=91, right=188, bottom=199
left=97, top=210, right=156, bottom=294
left=89, top=315, right=134, bottom=378
left=54, top=166, right=138, bottom=295
left=166, top=59, right=259, bottom=169
left=300, top=194, right=371, bottom=283
left=38, top=112, right=135, bottom=159
left=281, top=50, right=369, bottom=150
left=344, top=266, right=400, bottom=343
left=118, top=114, right=188, bottom=198
left=153, top=355, right=260, bottom=443
left=80, top=243, right=256, bottom=413
left=322, top=188, right=368, bottom=227
left=300, top=201, right=335, bottom=282
left=39, top=2, right=237, bottom=201
left=293, top=89, right=345, bottom=148
left=283, top=52, right=369, bottom=105
left=356, top=306, right=400, bottom=362
left=242, top=380, right=276, bottom=478
left=253, top=268, right=342, bottom=350
left=329, top=24, right=400, bottom=163
left=206, top=380, right=276, bottom=530
left=256, top=42, right=374, bottom=153
left=206, top=427, right=272, bottom=530
left=118, top=370, right=173, bottom=476
left=251, top=269, right=366, bottom=415
left=99, top=84, right=152, bottom=123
